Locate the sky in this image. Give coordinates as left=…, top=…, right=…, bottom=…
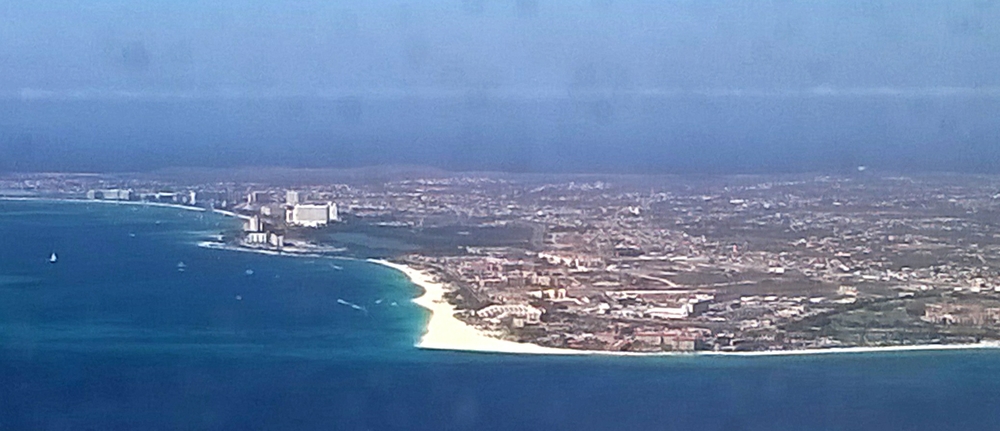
left=1, top=0, right=999, bottom=173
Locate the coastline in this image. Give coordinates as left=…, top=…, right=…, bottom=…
left=369, top=259, right=1000, bottom=357
left=7, top=195, right=996, bottom=358
left=210, top=208, right=253, bottom=221
left=369, top=259, right=581, bottom=355
left=0, top=196, right=252, bottom=220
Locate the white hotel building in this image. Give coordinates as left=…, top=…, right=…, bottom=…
left=286, top=202, right=339, bottom=227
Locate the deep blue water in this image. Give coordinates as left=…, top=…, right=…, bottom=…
left=2, top=97, right=1000, bottom=174
left=2, top=200, right=1000, bottom=431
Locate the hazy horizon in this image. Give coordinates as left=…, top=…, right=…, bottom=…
left=2, top=1, right=999, bottom=174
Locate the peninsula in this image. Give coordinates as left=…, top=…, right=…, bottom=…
left=5, top=170, right=1000, bottom=354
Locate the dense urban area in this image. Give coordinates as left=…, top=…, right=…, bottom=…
left=5, top=170, right=1000, bottom=353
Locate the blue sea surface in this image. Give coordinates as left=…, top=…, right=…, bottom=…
left=2, top=200, right=1000, bottom=430
left=4, top=98, right=1000, bottom=175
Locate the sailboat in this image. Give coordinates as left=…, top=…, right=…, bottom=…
left=49, top=253, right=58, bottom=263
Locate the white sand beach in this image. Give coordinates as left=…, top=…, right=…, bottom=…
left=0, top=196, right=260, bottom=222
left=369, top=259, right=581, bottom=355
left=4, top=200, right=990, bottom=359
left=210, top=208, right=252, bottom=221
left=1, top=196, right=208, bottom=213
left=369, top=259, right=1000, bottom=357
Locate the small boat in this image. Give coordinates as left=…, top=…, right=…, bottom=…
left=177, top=261, right=187, bottom=272
left=49, top=253, right=58, bottom=264
left=337, top=299, right=368, bottom=314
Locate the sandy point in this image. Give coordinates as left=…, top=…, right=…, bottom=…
left=368, top=259, right=580, bottom=355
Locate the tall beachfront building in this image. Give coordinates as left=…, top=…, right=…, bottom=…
left=286, top=202, right=338, bottom=227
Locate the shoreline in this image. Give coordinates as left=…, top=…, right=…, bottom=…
left=210, top=208, right=253, bottom=221
left=369, top=259, right=1000, bottom=357
left=369, top=259, right=581, bottom=355
left=0, top=195, right=252, bottom=220
left=7, top=195, right=996, bottom=358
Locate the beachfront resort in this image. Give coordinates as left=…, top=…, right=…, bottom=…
left=5, top=171, right=1000, bottom=354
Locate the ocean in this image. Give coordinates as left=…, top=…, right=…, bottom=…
left=3, top=97, right=1000, bottom=175
left=2, top=200, right=1000, bottom=430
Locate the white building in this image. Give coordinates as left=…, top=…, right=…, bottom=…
left=286, top=203, right=339, bottom=227
left=87, top=189, right=132, bottom=201
left=476, top=304, right=543, bottom=324
left=245, top=232, right=268, bottom=244
left=645, top=305, right=691, bottom=320
left=286, top=190, right=300, bottom=206
left=245, top=215, right=263, bottom=232
left=268, top=232, right=284, bottom=248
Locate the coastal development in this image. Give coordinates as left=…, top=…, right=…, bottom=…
left=5, top=171, right=1000, bottom=354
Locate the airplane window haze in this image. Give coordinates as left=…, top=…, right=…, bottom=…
left=3, top=2, right=1000, bottom=431
left=2, top=1, right=999, bottom=173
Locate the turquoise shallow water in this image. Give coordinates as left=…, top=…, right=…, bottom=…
left=2, top=200, right=1000, bottom=431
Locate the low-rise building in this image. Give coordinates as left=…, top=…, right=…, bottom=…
left=87, top=189, right=132, bottom=201
left=246, top=232, right=268, bottom=244
left=633, top=330, right=699, bottom=351
left=476, top=304, right=543, bottom=324
left=244, top=215, right=263, bottom=232
left=923, top=303, right=1000, bottom=326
